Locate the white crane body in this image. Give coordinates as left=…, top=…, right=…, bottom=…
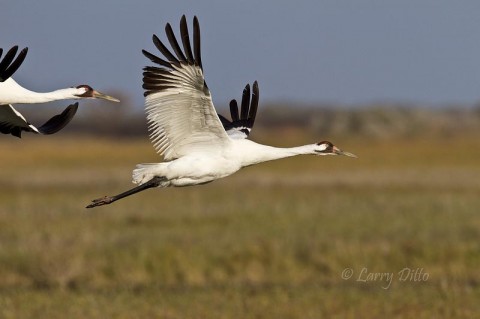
left=133, top=140, right=322, bottom=187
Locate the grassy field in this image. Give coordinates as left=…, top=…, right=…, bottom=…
left=0, top=132, right=479, bottom=318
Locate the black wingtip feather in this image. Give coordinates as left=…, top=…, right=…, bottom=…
left=165, top=23, right=187, bottom=63
left=142, top=49, right=171, bottom=68
left=248, top=81, right=259, bottom=127
left=0, top=46, right=28, bottom=82
left=152, top=34, right=180, bottom=66
left=180, top=15, right=194, bottom=64
left=0, top=46, right=18, bottom=72
left=229, top=100, right=240, bottom=122
left=193, top=16, right=203, bottom=70
left=241, top=84, right=251, bottom=120
left=37, top=103, right=79, bottom=135
left=0, top=123, right=22, bottom=138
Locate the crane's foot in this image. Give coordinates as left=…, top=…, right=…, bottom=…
left=86, top=196, right=114, bottom=208
left=86, top=176, right=166, bottom=209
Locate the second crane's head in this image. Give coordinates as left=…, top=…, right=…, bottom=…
left=73, top=85, right=120, bottom=102
left=314, top=141, right=357, bottom=158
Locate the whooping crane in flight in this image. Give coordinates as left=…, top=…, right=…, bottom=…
left=86, top=15, right=356, bottom=208
left=0, top=46, right=120, bottom=137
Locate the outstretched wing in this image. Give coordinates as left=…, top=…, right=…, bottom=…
left=0, top=103, right=78, bottom=138
left=218, top=81, right=259, bottom=139
left=142, top=15, right=230, bottom=160
left=0, top=46, right=28, bottom=82
left=37, top=103, right=79, bottom=135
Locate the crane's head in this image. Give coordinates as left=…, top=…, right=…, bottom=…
left=74, top=85, right=120, bottom=102
left=314, top=141, right=357, bottom=158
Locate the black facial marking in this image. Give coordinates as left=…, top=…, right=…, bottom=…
left=75, top=85, right=93, bottom=97
left=315, top=141, right=334, bottom=153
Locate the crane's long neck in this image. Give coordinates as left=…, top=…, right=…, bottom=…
left=234, top=140, right=317, bottom=167
left=0, top=78, right=78, bottom=104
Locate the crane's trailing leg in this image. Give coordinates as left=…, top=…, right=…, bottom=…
left=86, top=176, right=166, bottom=208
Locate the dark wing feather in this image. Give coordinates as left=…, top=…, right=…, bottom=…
left=230, top=100, right=240, bottom=122
left=152, top=34, right=180, bottom=66
left=0, top=124, right=26, bottom=138
left=0, top=46, right=28, bottom=82
left=37, top=103, right=79, bottom=135
left=248, top=81, right=259, bottom=128
left=142, top=50, right=171, bottom=68
left=193, top=16, right=203, bottom=70
left=217, top=114, right=232, bottom=129
left=180, top=15, right=195, bottom=64
left=240, top=84, right=251, bottom=120
left=219, top=81, right=260, bottom=139
left=165, top=23, right=187, bottom=63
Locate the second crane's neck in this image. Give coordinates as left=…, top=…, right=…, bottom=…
left=232, top=139, right=316, bottom=167
left=0, top=78, right=78, bottom=104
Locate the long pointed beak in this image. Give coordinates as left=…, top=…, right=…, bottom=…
left=92, top=90, right=120, bottom=102
left=334, top=147, right=358, bottom=158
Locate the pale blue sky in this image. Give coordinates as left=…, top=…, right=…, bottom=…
left=3, top=0, right=480, bottom=108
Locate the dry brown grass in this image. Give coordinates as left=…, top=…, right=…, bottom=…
left=0, top=133, right=479, bottom=318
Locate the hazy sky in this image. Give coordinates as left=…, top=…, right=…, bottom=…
left=3, top=1, right=480, bottom=108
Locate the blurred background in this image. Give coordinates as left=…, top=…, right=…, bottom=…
left=1, top=1, right=480, bottom=318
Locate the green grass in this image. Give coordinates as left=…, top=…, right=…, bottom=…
left=0, top=134, right=479, bottom=318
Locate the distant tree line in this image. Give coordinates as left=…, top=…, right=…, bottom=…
left=19, top=92, right=480, bottom=139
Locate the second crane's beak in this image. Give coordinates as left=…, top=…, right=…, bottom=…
left=333, top=146, right=357, bottom=158
left=92, top=90, right=120, bottom=102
